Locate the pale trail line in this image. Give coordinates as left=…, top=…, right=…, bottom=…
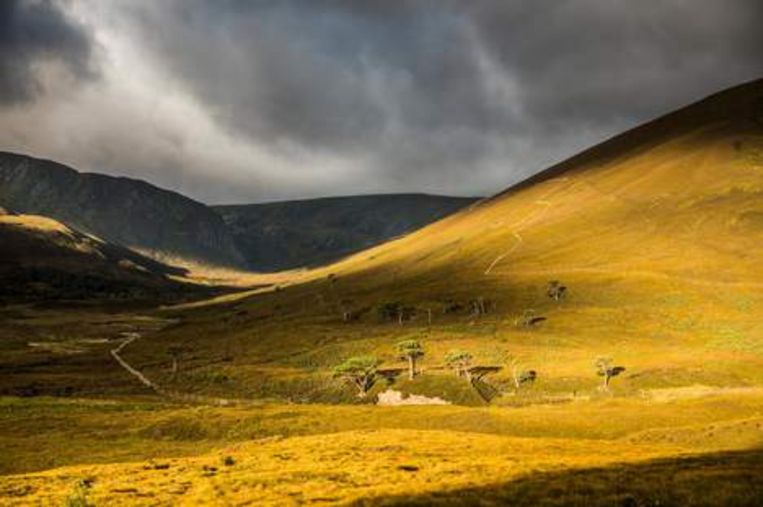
left=483, top=175, right=644, bottom=275
left=484, top=178, right=568, bottom=275
left=484, top=232, right=523, bottom=275
left=110, top=331, right=235, bottom=406
left=110, top=332, right=163, bottom=394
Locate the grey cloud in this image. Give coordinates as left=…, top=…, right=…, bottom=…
left=0, top=0, right=96, bottom=105
left=467, top=0, right=763, bottom=127
left=0, top=1, right=761, bottom=203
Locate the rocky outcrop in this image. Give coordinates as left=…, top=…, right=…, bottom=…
left=376, top=389, right=451, bottom=406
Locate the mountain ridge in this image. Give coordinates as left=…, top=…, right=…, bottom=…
left=214, top=193, right=479, bottom=271
left=0, top=152, right=245, bottom=269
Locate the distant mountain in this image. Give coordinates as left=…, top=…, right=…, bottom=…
left=0, top=152, right=244, bottom=269
left=213, top=194, right=479, bottom=271
left=0, top=210, right=208, bottom=302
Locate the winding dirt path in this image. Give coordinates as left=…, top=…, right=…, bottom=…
left=484, top=178, right=568, bottom=275
left=110, top=330, right=235, bottom=406
left=110, top=332, right=163, bottom=394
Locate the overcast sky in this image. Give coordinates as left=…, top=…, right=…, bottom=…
left=0, top=0, right=761, bottom=204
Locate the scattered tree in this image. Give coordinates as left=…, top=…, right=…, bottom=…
left=333, top=356, right=381, bottom=398
left=339, top=298, right=355, bottom=322
left=516, top=309, right=547, bottom=327
left=547, top=280, right=567, bottom=301
left=443, top=300, right=464, bottom=314
left=167, top=345, right=190, bottom=380
left=397, top=340, right=425, bottom=379
left=399, top=306, right=417, bottom=325
left=595, top=357, right=626, bottom=390
left=505, top=353, right=537, bottom=390
left=445, top=350, right=474, bottom=379
left=378, top=302, right=402, bottom=322
left=518, top=370, right=537, bottom=385
left=469, top=297, right=494, bottom=316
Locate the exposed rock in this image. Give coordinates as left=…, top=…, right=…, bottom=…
left=376, top=389, right=451, bottom=406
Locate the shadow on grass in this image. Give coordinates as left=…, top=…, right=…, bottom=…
left=356, top=448, right=763, bottom=506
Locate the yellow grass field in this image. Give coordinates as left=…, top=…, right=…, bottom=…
left=2, top=80, right=763, bottom=505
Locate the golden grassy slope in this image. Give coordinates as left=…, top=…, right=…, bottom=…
left=107, top=80, right=763, bottom=406
left=3, top=80, right=763, bottom=505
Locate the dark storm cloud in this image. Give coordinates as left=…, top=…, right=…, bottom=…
left=118, top=0, right=763, bottom=198
left=0, top=1, right=761, bottom=203
left=467, top=0, right=763, bottom=126
left=125, top=0, right=497, bottom=151
left=0, top=0, right=95, bottom=105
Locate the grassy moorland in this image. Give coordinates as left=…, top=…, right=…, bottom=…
left=1, top=80, right=763, bottom=505
left=1, top=393, right=762, bottom=505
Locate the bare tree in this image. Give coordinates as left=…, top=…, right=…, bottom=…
left=397, top=340, right=425, bottom=380
left=595, top=357, right=626, bottom=390
left=167, top=345, right=190, bottom=380
left=469, top=297, right=494, bottom=316
left=398, top=306, right=417, bottom=325
left=339, top=298, right=354, bottom=322
left=378, top=302, right=413, bottom=323
left=333, top=356, right=381, bottom=398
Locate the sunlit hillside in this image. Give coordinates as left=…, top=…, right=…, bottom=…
left=121, top=78, right=763, bottom=402
left=3, top=79, right=763, bottom=506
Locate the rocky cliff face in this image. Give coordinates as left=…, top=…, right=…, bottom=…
left=0, top=152, right=244, bottom=269
left=214, top=194, right=479, bottom=271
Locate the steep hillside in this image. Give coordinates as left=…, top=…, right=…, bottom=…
left=0, top=153, right=244, bottom=269
left=112, top=78, right=763, bottom=405
left=325, top=78, right=763, bottom=283
left=213, top=194, right=479, bottom=271
left=0, top=210, right=207, bottom=302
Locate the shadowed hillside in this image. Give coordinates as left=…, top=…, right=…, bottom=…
left=0, top=210, right=214, bottom=302
left=0, top=153, right=244, bottom=269
left=214, top=194, right=479, bottom=271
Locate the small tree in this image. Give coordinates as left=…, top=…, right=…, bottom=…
left=547, top=281, right=567, bottom=301
left=333, top=356, right=380, bottom=398
left=504, top=354, right=537, bottom=391
left=378, top=302, right=402, bottom=322
left=516, top=309, right=547, bottom=327
left=397, top=340, right=425, bottom=380
left=595, top=357, right=626, bottom=390
left=339, top=298, right=354, bottom=322
left=398, top=306, right=417, bottom=325
left=167, top=345, right=190, bottom=380
left=445, top=350, right=473, bottom=379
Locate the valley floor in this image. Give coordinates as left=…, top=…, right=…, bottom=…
left=1, top=392, right=763, bottom=506
left=2, top=263, right=763, bottom=505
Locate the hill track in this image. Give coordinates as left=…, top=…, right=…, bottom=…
left=110, top=330, right=241, bottom=406
left=110, top=333, right=163, bottom=394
